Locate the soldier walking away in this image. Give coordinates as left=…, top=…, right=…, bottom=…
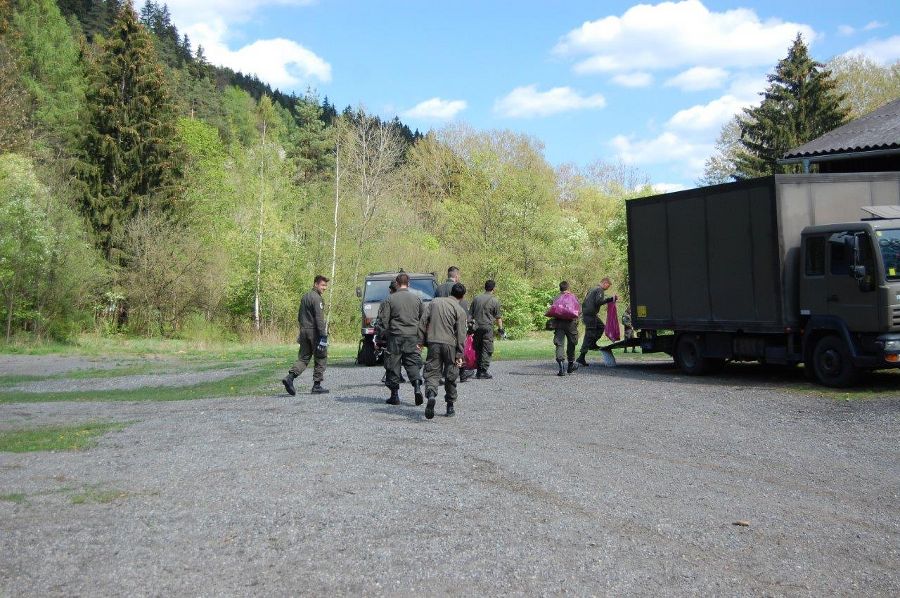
left=419, top=283, right=468, bottom=419
left=282, top=275, right=330, bottom=395
left=550, top=281, right=580, bottom=376
left=622, top=305, right=637, bottom=352
left=376, top=280, right=405, bottom=384
left=576, top=277, right=616, bottom=366
left=381, top=273, right=425, bottom=406
left=470, top=279, right=504, bottom=379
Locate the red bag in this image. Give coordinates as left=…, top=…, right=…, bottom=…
left=463, top=334, right=477, bottom=370
left=545, top=292, right=581, bottom=320
left=605, top=300, right=621, bottom=341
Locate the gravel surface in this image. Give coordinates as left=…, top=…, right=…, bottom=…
left=0, top=355, right=142, bottom=376
left=1, top=358, right=898, bottom=596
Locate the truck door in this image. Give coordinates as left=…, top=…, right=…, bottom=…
left=826, top=231, right=879, bottom=332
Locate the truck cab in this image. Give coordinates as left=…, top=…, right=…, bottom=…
left=799, top=216, right=900, bottom=385
left=355, top=271, right=437, bottom=366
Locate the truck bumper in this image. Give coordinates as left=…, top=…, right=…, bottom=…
left=853, top=334, right=900, bottom=369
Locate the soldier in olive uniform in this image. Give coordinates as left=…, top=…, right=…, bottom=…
left=376, top=280, right=405, bottom=384
left=435, top=266, right=460, bottom=298
left=381, top=273, right=425, bottom=405
left=470, top=279, right=504, bottom=379
left=576, top=277, right=615, bottom=366
left=550, top=281, right=580, bottom=376
left=282, top=275, right=330, bottom=395
left=419, top=282, right=468, bottom=419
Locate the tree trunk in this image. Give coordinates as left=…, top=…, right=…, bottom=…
left=5, top=274, right=16, bottom=343
left=326, top=138, right=340, bottom=334
left=253, top=120, right=268, bottom=333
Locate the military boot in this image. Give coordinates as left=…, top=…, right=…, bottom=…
left=413, top=380, right=424, bottom=406
left=567, top=360, right=579, bottom=374
left=281, top=373, right=297, bottom=396
left=576, top=354, right=589, bottom=367
left=476, top=369, right=493, bottom=379
left=385, top=389, right=400, bottom=405
left=311, top=382, right=329, bottom=394
left=556, top=359, right=565, bottom=376
left=446, top=402, right=455, bottom=417
left=425, top=390, right=436, bottom=420
left=459, top=369, right=472, bottom=382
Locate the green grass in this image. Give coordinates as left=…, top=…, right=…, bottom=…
left=0, top=493, right=27, bottom=503
left=70, top=486, right=129, bottom=505
left=0, top=422, right=127, bottom=452
left=0, top=364, right=278, bottom=404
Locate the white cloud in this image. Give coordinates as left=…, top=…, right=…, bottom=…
left=652, top=182, right=688, bottom=193
left=611, top=72, right=654, bottom=87
left=839, top=21, right=885, bottom=37
left=494, top=85, right=606, bottom=118
left=843, top=35, right=900, bottom=65
left=666, top=94, right=751, bottom=132
left=166, top=0, right=315, bottom=26
left=665, top=66, right=729, bottom=91
left=838, top=25, right=856, bottom=37
left=555, top=0, right=815, bottom=74
left=186, top=19, right=331, bottom=88
left=864, top=21, right=887, bottom=32
left=402, top=98, right=467, bottom=120
left=611, top=132, right=712, bottom=175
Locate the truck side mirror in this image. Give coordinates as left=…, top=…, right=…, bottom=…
left=850, top=264, right=866, bottom=280
left=843, top=235, right=861, bottom=277
left=356, top=287, right=362, bottom=298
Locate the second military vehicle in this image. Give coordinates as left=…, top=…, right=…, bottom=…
left=355, top=271, right=438, bottom=366
left=625, top=172, right=900, bottom=387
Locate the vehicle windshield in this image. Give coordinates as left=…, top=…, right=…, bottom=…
left=877, top=229, right=900, bottom=281
left=363, top=278, right=436, bottom=302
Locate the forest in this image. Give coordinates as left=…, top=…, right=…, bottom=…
left=1, top=0, right=898, bottom=344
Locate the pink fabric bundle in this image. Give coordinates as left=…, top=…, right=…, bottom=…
left=605, top=301, right=621, bottom=341
left=463, top=334, right=477, bottom=370
left=545, top=292, right=581, bottom=320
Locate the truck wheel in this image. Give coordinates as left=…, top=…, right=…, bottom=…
left=812, top=335, right=859, bottom=388
left=674, top=334, right=710, bottom=375
left=357, top=338, right=378, bottom=366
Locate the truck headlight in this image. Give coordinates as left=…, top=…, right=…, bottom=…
left=883, top=340, right=900, bottom=351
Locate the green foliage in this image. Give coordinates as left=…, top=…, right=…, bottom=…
left=736, top=35, right=849, bottom=178
left=73, top=2, right=182, bottom=262
left=0, top=153, right=105, bottom=342
left=828, top=55, right=900, bottom=119
left=10, top=0, right=88, bottom=156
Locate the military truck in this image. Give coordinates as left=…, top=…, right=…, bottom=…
left=355, top=271, right=438, bottom=366
left=626, top=172, right=900, bottom=387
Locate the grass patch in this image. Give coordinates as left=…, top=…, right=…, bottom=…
left=0, top=493, right=27, bottom=503
left=70, top=486, right=129, bottom=505
left=0, top=422, right=127, bottom=452
left=0, top=365, right=277, bottom=404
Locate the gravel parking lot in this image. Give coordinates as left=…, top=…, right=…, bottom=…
left=1, top=357, right=898, bottom=596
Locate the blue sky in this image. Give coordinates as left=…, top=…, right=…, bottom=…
left=166, top=0, right=900, bottom=190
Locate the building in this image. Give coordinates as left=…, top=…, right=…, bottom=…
left=781, top=98, right=900, bottom=173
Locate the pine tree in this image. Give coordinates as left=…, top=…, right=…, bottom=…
left=74, top=2, right=181, bottom=262
left=735, top=35, right=849, bottom=178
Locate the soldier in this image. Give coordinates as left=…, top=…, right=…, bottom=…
left=381, top=273, right=425, bottom=405
left=419, top=282, right=468, bottom=419
left=282, top=275, right=330, bottom=395
left=550, top=280, right=580, bottom=376
left=435, top=266, right=460, bottom=298
left=469, top=279, right=504, bottom=379
left=576, top=277, right=616, bottom=366
left=622, top=305, right=637, bottom=352
left=376, top=280, right=405, bottom=384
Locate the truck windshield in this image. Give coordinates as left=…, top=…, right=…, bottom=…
left=877, top=229, right=900, bottom=281
left=363, top=279, right=436, bottom=302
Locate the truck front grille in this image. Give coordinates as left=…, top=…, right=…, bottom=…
left=893, top=306, right=900, bottom=327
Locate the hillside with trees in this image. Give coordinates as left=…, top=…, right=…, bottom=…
left=2, top=1, right=887, bottom=344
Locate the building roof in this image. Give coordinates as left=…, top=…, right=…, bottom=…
left=783, top=98, right=900, bottom=160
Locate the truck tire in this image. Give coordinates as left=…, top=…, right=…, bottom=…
left=674, top=334, right=710, bottom=375
left=811, top=335, right=859, bottom=388
left=357, top=338, right=378, bottom=366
